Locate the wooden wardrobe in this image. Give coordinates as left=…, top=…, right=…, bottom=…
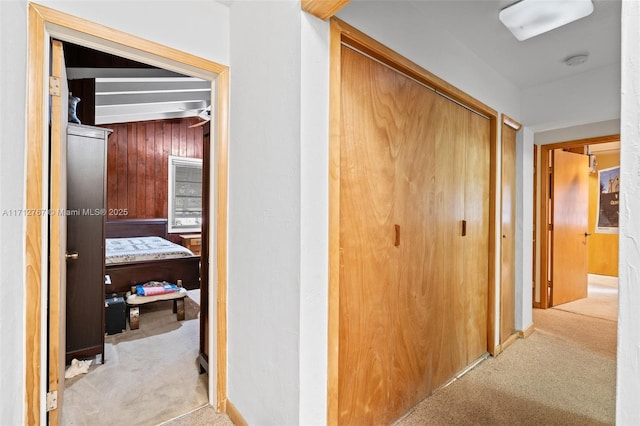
left=334, top=38, right=493, bottom=424
left=65, top=123, right=110, bottom=363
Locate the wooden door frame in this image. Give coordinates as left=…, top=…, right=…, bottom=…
left=25, top=3, right=229, bottom=423
left=535, top=134, right=619, bottom=309
left=327, top=18, right=498, bottom=425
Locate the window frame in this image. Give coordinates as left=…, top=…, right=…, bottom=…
left=167, top=155, right=203, bottom=234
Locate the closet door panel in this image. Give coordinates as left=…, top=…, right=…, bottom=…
left=393, top=81, right=440, bottom=405
left=464, top=110, right=491, bottom=361
left=339, top=46, right=402, bottom=425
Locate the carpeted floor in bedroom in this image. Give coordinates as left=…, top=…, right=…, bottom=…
left=61, top=289, right=232, bottom=426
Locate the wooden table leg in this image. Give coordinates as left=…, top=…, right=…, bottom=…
left=129, top=306, right=140, bottom=330
left=175, top=298, right=185, bottom=321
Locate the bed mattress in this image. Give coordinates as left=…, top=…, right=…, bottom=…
left=105, top=236, right=194, bottom=264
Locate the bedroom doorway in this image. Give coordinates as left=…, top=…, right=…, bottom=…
left=25, top=4, right=229, bottom=425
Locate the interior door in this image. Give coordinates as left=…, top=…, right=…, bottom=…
left=48, top=39, right=69, bottom=425
left=551, top=150, right=589, bottom=306
left=500, top=120, right=517, bottom=343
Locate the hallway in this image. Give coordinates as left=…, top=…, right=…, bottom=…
left=166, top=277, right=618, bottom=426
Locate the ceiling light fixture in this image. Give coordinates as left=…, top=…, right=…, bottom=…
left=499, top=0, right=594, bottom=41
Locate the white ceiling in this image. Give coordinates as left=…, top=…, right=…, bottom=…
left=351, top=0, right=621, bottom=90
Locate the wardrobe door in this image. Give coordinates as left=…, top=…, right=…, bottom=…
left=463, top=109, right=491, bottom=361
left=392, top=69, right=440, bottom=410
left=339, top=46, right=402, bottom=425
left=66, top=124, right=108, bottom=363
left=338, top=45, right=491, bottom=425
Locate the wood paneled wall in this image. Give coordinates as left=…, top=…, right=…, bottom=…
left=103, top=117, right=203, bottom=222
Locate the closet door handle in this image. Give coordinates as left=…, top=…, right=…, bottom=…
left=394, top=224, right=401, bottom=247
left=461, top=220, right=467, bottom=237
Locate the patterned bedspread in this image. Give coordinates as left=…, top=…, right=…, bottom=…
left=105, top=236, right=194, bottom=264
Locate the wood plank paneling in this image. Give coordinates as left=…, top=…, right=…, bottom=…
left=103, top=117, right=203, bottom=221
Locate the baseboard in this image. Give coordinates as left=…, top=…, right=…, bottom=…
left=492, top=344, right=502, bottom=357
left=226, top=399, right=248, bottom=426
left=518, top=323, right=535, bottom=339
left=501, top=332, right=519, bottom=351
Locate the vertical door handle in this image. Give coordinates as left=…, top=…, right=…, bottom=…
left=461, top=220, right=467, bottom=237
left=394, top=224, right=400, bottom=247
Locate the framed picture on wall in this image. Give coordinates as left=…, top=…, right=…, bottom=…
left=596, top=166, right=620, bottom=233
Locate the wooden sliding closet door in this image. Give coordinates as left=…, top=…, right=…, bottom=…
left=338, top=46, right=490, bottom=425
left=464, top=109, right=491, bottom=359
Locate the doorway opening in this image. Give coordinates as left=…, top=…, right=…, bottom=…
left=25, top=4, right=228, bottom=425
left=59, top=40, right=210, bottom=424
left=534, top=134, right=620, bottom=312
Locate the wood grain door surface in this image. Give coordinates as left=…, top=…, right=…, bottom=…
left=500, top=122, right=517, bottom=343
left=552, top=150, right=589, bottom=306
left=338, top=46, right=490, bottom=425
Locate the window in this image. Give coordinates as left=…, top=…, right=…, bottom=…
left=168, top=155, right=202, bottom=233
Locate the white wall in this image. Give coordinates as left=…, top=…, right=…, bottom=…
left=515, top=127, right=534, bottom=330
left=534, top=118, right=620, bottom=145
left=300, top=13, right=330, bottom=426
left=0, top=2, right=28, bottom=425
left=617, top=1, right=640, bottom=423
left=522, top=64, right=621, bottom=132
left=37, top=0, right=230, bottom=67
left=0, top=2, right=229, bottom=424
left=227, top=1, right=301, bottom=424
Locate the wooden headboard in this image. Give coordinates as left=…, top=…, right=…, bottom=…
left=105, top=219, right=168, bottom=239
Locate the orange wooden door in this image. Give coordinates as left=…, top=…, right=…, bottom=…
left=339, top=46, right=404, bottom=424
left=500, top=121, right=517, bottom=343
left=464, top=109, right=491, bottom=360
left=338, top=46, right=489, bottom=425
left=552, top=150, right=589, bottom=306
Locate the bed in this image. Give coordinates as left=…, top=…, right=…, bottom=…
left=104, top=218, right=200, bottom=295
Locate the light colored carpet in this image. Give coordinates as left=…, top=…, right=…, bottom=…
left=160, top=404, right=233, bottom=426
left=61, top=290, right=212, bottom=426
left=395, top=331, right=615, bottom=425
left=553, top=274, right=618, bottom=321
left=396, top=308, right=616, bottom=425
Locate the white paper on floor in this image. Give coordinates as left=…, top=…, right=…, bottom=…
left=64, top=358, right=93, bottom=379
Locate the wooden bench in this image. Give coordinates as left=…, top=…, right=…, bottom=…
left=125, top=283, right=187, bottom=330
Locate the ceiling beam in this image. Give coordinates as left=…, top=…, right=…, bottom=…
left=301, top=0, right=350, bottom=20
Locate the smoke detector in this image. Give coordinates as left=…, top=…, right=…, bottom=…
left=565, top=54, right=589, bottom=67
